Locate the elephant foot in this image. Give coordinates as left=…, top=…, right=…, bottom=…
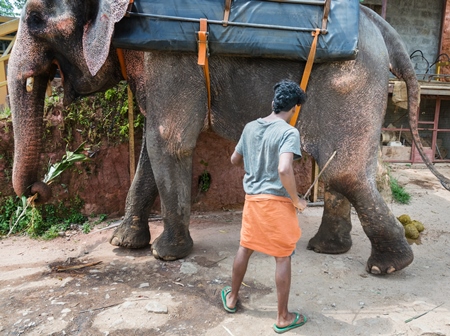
left=307, top=231, right=352, bottom=254
left=366, top=238, right=413, bottom=275
left=109, top=216, right=150, bottom=249
left=151, top=229, right=193, bottom=261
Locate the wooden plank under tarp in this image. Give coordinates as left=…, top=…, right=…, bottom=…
left=389, top=79, right=450, bottom=96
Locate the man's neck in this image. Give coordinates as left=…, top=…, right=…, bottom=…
left=263, top=111, right=291, bottom=123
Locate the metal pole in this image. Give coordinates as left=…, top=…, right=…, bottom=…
left=264, top=0, right=326, bottom=4
left=127, top=12, right=327, bottom=34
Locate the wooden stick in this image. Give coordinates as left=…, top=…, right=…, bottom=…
left=53, top=261, right=102, bottom=272
left=405, top=303, right=444, bottom=323
left=302, top=151, right=337, bottom=200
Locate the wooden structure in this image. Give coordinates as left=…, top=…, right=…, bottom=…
left=0, top=16, right=18, bottom=109
left=382, top=79, right=450, bottom=163
left=376, top=0, right=450, bottom=164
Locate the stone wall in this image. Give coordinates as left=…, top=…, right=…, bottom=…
left=440, top=0, right=450, bottom=78
left=385, top=0, right=444, bottom=75
left=362, top=0, right=445, bottom=75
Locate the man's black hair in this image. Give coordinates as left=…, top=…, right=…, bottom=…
left=272, top=80, right=307, bottom=114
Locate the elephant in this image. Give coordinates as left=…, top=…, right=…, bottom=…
left=8, top=0, right=450, bottom=275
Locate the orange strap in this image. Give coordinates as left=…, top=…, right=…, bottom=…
left=197, top=18, right=212, bottom=126
left=290, top=28, right=321, bottom=127
left=116, top=48, right=128, bottom=80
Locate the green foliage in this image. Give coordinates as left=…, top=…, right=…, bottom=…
left=389, top=176, right=411, bottom=204
left=85, top=214, right=107, bottom=232
left=0, top=195, right=87, bottom=238
left=44, top=92, right=60, bottom=110
left=0, top=1, right=15, bottom=16
left=0, top=107, right=12, bottom=133
left=0, top=152, right=12, bottom=182
left=57, top=81, right=142, bottom=146
left=0, top=0, right=26, bottom=16
left=82, top=222, right=91, bottom=234
left=0, top=106, right=11, bottom=120
left=0, top=145, right=90, bottom=239
left=198, top=160, right=211, bottom=192
left=134, top=113, right=145, bottom=128
left=0, top=195, right=26, bottom=235
left=98, top=214, right=108, bottom=222
left=43, top=143, right=89, bottom=184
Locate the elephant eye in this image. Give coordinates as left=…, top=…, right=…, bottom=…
left=27, top=11, right=45, bottom=29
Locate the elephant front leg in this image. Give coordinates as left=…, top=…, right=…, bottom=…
left=110, top=137, right=158, bottom=248
left=151, top=200, right=193, bottom=261
left=149, top=151, right=194, bottom=260
left=307, top=187, right=353, bottom=254
left=146, top=123, right=200, bottom=261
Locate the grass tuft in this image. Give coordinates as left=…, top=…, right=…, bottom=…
left=389, top=176, right=411, bottom=204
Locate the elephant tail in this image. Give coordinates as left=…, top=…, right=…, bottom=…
left=361, top=5, right=450, bottom=191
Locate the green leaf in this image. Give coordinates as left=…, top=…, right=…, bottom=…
left=43, top=143, right=89, bottom=184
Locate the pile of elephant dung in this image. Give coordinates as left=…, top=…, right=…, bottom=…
left=397, top=214, right=425, bottom=239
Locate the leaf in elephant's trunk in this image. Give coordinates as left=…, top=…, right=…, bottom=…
left=7, top=143, right=90, bottom=237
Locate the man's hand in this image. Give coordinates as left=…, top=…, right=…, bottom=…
left=292, top=197, right=307, bottom=213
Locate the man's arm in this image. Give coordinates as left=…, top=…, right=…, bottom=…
left=231, top=150, right=243, bottom=167
left=278, top=152, right=307, bottom=212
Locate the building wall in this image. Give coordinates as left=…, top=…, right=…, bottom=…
left=385, top=0, right=444, bottom=75
left=440, top=0, right=450, bottom=78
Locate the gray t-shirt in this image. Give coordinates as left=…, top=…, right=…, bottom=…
left=235, top=118, right=301, bottom=197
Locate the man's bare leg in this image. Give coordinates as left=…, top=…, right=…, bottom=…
left=226, top=246, right=254, bottom=309
left=274, top=256, right=302, bottom=327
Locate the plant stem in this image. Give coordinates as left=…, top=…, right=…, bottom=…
left=7, top=194, right=37, bottom=237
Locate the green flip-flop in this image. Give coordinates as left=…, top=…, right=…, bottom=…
left=273, top=313, right=307, bottom=334
left=221, top=286, right=237, bottom=313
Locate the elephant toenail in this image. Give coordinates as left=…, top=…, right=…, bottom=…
left=386, top=266, right=396, bottom=274
left=370, top=266, right=381, bottom=274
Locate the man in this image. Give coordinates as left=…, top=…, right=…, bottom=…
left=221, top=79, right=308, bottom=334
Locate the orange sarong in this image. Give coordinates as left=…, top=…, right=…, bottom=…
left=240, top=194, right=301, bottom=257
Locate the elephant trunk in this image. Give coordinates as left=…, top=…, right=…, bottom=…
left=8, top=46, right=53, bottom=203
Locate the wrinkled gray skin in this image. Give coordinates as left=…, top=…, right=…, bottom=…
left=9, top=0, right=450, bottom=274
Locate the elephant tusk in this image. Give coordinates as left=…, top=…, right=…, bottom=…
left=26, top=77, right=34, bottom=92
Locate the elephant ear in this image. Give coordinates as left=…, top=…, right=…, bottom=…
left=83, top=0, right=129, bottom=76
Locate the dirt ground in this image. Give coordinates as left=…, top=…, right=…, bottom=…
left=0, top=164, right=449, bottom=336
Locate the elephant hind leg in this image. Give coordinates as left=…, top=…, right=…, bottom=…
left=361, top=207, right=414, bottom=275
left=307, top=187, right=353, bottom=254
left=349, top=182, right=413, bottom=275
left=110, top=137, right=157, bottom=249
